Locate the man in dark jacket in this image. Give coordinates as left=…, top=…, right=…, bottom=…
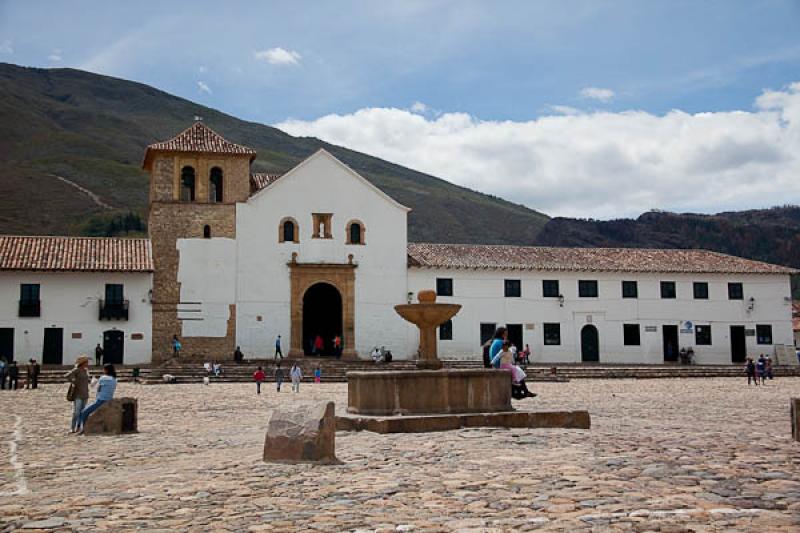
left=31, top=359, right=41, bottom=389
left=95, top=343, right=104, bottom=366
left=8, top=361, right=19, bottom=390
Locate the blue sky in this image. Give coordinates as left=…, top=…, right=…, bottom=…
left=1, top=0, right=800, bottom=217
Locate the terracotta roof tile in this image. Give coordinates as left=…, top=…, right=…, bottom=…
left=143, top=122, right=256, bottom=169
left=250, top=172, right=283, bottom=193
left=407, top=243, right=798, bottom=275
left=0, top=236, right=153, bottom=272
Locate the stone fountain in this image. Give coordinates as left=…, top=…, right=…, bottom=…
left=338, top=290, right=591, bottom=432
left=394, top=289, right=460, bottom=370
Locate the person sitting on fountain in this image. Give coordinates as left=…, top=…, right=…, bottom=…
left=491, top=341, right=536, bottom=399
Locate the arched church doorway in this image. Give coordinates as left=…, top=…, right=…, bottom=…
left=580, top=324, right=599, bottom=362
left=302, top=282, right=343, bottom=356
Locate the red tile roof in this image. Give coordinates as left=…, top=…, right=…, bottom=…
left=0, top=236, right=153, bottom=273
left=407, top=243, right=798, bottom=275
left=143, top=122, right=257, bottom=169
left=250, top=172, right=284, bottom=193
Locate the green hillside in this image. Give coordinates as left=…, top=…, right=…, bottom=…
left=0, top=63, right=549, bottom=243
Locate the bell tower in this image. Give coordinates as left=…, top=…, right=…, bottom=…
left=143, top=122, right=256, bottom=362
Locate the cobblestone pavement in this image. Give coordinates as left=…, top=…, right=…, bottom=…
left=1, top=377, right=800, bottom=532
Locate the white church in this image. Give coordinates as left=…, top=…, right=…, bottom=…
left=0, top=123, right=796, bottom=366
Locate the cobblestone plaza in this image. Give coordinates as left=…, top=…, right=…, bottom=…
left=2, top=378, right=800, bottom=531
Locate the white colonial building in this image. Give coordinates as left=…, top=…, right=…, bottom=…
left=0, top=123, right=795, bottom=366
left=0, top=237, right=153, bottom=366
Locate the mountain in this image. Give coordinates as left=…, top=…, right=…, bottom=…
left=534, top=207, right=800, bottom=297
left=0, top=63, right=549, bottom=243
left=1, top=63, right=798, bottom=298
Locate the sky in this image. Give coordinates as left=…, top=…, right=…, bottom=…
left=1, top=0, right=800, bottom=218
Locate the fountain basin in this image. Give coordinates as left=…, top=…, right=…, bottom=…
left=346, top=369, right=512, bottom=416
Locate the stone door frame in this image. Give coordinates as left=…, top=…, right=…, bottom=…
left=289, top=262, right=357, bottom=359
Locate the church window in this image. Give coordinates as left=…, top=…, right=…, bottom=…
left=312, top=213, right=333, bottom=239
left=203, top=225, right=211, bottom=239
left=346, top=220, right=365, bottom=245
left=209, top=167, right=223, bottom=203
left=279, top=217, right=299, bottom=243
left=180, top=166, right=196, bottom=202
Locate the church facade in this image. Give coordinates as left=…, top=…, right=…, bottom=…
left=0, top=122, right=796, bottom=366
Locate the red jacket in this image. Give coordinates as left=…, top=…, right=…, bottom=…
left=253, top=370, right=266, bottom=382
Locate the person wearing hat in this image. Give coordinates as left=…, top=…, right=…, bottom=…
left=65, top=355, right=91, bottom=433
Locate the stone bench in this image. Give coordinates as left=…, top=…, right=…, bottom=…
left=792, top=398, right=800, bottom=442
left=263, top=401, right=338, bottom=464
left=84, top=397, right=138, bottom=435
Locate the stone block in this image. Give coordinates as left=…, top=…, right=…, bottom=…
left=83, top=398, right=138, bottom=435
left=792, top=398, right=800, bottom=442
left=263, top=401, right=338, bottom=464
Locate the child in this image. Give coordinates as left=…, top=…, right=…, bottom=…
left=290, top=363, right=303, bottom=393
left=745, top=358, right=757, bottom=386
left=314, top=364, right=321, bottom=384
left=274, top=363, right=283, bottom=392
left=253, top=366, right=265, bottom=394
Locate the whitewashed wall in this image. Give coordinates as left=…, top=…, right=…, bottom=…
left=0, top=271, right=152, bottom=365
left=234, top=150, right=411, bottom=358
left=177, top=238, right=237, bottom=337
left=408, top=269, right=794, bottom=364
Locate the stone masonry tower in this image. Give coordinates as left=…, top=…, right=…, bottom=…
left=143, top=122, right=256, bottom=363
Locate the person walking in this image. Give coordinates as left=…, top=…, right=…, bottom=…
left=745, top=358, right=758, bottom=385
left=333, top=336, right=342, bottom=358
left=756, top=355, right=767, bottom=385
left=23, top=359, right=33, bottom=389
left=172, top=335, right=182, bottom=358
left=0, top=356, right=7, bottom=390
left=253, top=366, right=265, bottom=394
left=65, top=355, right=90, bottom=433
left=766, top=356, right=774, bottom=380
left=31, top=359, right=40, bottom=389
left=274, top=335, right=283, bottom=360
left=94, top=343, right=104, bottom=366
left=290, top=363, right=303, bottom=393
left=234, top=346, right=244, bottom=364
left=313, top=335, right=323, bottom=356
left=77, top=364, right=117, bottom=434
left=314, top=363, right=322, bottom=383
left=522, top=344, right=531, bottom=365
left=275, top=363, right=284, bottom=392
left=7, top=361, right=19, bottom=390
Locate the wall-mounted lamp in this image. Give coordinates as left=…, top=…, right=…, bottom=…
left=407, top=292, right=414, bottom=304
left=558, top=294, right=565, bottom=307
left=746, top=297, right=755, bottom=312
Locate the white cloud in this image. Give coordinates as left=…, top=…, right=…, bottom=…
left=580, top=86, right=615, bottom=102
left=547, top=105, right=582, bottom=116
left=47, top=49, right=62, bottom=62
left=254, top=47, right=301, bottom=65
left=197, top=81, right=212, bottom=94
left=276, top=83, right=800, bottom=219
left=0, top=40, right=13, bottom=55
left=410, top=101, right=428, bottom=113
left=197, top=65, right=208, bottom=74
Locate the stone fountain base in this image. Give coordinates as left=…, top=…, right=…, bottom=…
left=337, top=410, right=591, bottom=433
left=346, top=369, right=512, bottom=416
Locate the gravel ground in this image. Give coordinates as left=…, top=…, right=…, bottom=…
left=1, top=377, right=799, bottom=532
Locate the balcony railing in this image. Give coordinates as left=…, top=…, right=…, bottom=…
left=18, top=300, right=40, bottom=317
left=99, top=299, right=129, bottom=320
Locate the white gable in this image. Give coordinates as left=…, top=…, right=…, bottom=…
left=249, top=148, right=410, bottom=212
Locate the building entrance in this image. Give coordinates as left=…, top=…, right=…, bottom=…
left=581, top=324, right=599, bottom=362
left=302, top=282, right=343, bottom=356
